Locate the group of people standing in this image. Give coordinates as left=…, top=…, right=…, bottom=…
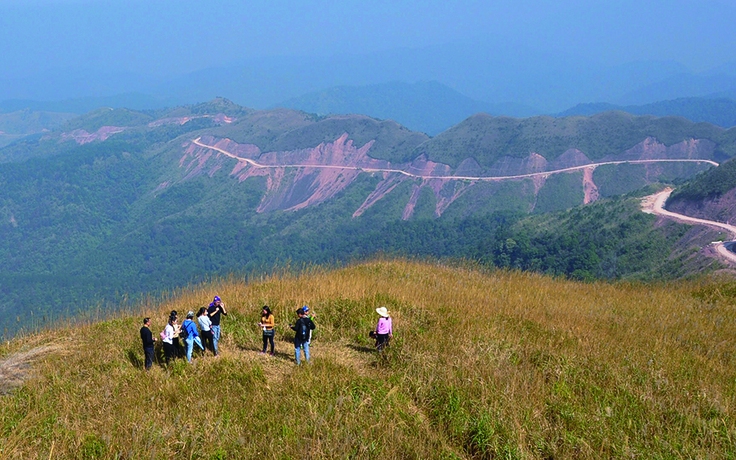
left=139, top=296, right=228, bottom=370
left=259, top=305, right=316, bottom=364
left=139, top=297, right=393, bottom=370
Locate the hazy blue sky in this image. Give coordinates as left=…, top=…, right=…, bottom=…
left=2, top=0, right=734, bottom=75
left=1, top=0, right=735, bottom=107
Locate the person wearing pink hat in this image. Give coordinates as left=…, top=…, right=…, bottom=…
left=374, top=306, right=393, bottom=351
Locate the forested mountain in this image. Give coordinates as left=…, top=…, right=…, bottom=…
left=666, top=156, right=736, bottom=223
left=0, top=109, right=76, bottom=148
left=1, top=99, right=734, bottom=337
left=559, top=97, right=736, bottom=128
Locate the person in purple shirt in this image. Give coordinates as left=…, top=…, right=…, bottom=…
left=374, top=307, right=393, bottom=351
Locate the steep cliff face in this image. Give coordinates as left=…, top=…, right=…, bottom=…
left=172, top=134, right=716, bottom=220
left=178, top=135, right=498, bottom=218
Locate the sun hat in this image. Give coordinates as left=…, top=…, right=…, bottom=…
left=376, top=307, right=390, bottom=318
left=187, top=311, right=194, bottom=318
left=302, top=305, right=309, bottom=313
left=213, top=296, right=221, bottom=302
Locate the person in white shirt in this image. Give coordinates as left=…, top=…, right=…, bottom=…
left=197, top=307, right=215, bottom=356
left=162, top=315, right=178, bottom=364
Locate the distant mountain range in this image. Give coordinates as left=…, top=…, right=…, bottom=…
left=5, top=85, right=736, bottom=142
left=558, top=97, right=736, bottom=128
left=274, top=81, right=537, bottom=135
left=3, top=43, right=736, bottom=115
left=0, top=93, right=178, bottom=115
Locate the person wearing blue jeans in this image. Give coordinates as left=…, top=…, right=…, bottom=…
left=207, top=296, right=227, bottom=356
left=182, top=311, right=204, bottom=363
left=290, top=308, right=315, bottom=364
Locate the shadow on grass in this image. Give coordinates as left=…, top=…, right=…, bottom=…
left=126, top=349, right=143, bottom=369
left=347, top=344, right=377, bottom=354
left=236, top=343, right=295, bottom=362
left=267, top=350, right=293, bottom=362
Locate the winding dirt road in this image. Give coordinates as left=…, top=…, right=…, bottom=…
left=193, top=137, right=736, bottom=263
left=641, top=188, right=736, bottom=264
left=192, top=137, right=718, bottom=182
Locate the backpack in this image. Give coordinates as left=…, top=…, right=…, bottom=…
left=180, top=321, right=190, bottom=339
left=298, top=318, right=314, bottom=341
left=299, top=321, right=309, bottom=341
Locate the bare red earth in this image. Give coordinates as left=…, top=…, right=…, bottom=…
left=173, top=135, right=717, bottom=220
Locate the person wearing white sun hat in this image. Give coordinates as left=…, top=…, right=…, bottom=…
left=374, top=306, right=393, bottom=351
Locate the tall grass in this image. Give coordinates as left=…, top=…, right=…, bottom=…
left=0, top=260, right=734, bottom=459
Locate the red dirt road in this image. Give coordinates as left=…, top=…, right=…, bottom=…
left=192, top=138, right=718, bottom=182
left=641, top=188, right=736, bottom=265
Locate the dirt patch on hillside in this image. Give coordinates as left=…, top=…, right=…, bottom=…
left=0, top=342, right=65, bottom=395
left=232, top=338, right=376, bottom=386
left=582, top=166, right=599, bottom=204
left=60, top=126, right=126, bottom=145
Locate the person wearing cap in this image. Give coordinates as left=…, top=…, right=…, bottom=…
left=258, top=306, right=276, bottom=355
left=207, top=296, right=228, bottom=356
left=290, top=307, right=315, bottom=364
left=374, top=307, right=393, bottom=351
left=140, top=317, right=156, bottom=370
left=182, top=311, right=205, bottom=363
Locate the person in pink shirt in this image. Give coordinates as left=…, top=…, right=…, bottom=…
left=374, top=307, right=393, bottom=351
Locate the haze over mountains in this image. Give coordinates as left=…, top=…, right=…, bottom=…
left=4, top=0, right=732, bottom=143
left=3, top=0, right=736, bottom=338
left=3, top=1, right=736, bottom=133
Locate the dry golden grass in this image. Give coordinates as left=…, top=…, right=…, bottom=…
left=0, top=259, right=734, bottom=459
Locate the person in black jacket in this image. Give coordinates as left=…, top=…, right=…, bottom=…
left=207, top=296, right=228, bottom=356
left=289, top=308, right=315, bottom=365
left=140, top=317, right=156, bottom=370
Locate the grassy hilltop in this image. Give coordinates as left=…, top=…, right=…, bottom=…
left=1, top=260, right=735, bottom=459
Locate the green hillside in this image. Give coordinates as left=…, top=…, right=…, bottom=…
left=1, top=261, right=734, bottom=458
left=0, top=109, right=75, bottom=135
left=416, top=111, right=732, bottom=169
left=0, top=100, right=731, bottom=337
left=669, top=156, right=736, bottom=202
left=0, top=109, right=76, bottom=148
